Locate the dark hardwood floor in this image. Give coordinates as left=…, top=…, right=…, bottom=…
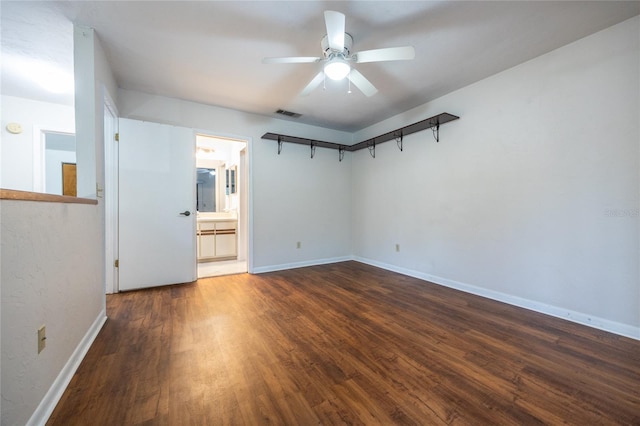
left=48, top=261, right=639, bottom=425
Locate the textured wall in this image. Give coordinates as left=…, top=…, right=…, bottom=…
left=1, top=200, right=104, bottom=425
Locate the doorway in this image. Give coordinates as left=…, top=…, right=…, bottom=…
left=32, top=130, right=77, bottom=194
left=195, top=134, right=249, bottom=278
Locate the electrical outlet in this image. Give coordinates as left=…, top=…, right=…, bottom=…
left=395, top=244, right=400, bottom=252
left=296, top=241, right=301, bottom=249
left=37, top=325, right=46, bottom=354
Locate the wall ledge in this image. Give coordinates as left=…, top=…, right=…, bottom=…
left=0, top=189, right=97, bottom=205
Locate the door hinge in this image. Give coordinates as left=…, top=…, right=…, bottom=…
left=114, top=259, right=119, bottom=268
left=115, top=132, right=119, bottom=142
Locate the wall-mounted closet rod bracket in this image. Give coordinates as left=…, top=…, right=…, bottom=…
left=431, top=123, right=440, bottom=142
left=367, top=140, right=376, bottom=158
left=339, top=146, right=346, bottom=162
left=395, top=132, right=404, bottom=151
left=310, top=141, right=316, bottom=159
left=277, top=136, right=283, bottom=155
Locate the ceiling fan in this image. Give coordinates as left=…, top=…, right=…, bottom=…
left=262, top=11, right=415, bottom=97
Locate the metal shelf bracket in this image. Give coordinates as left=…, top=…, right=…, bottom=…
left=395, top=131, right=404, bottom=151
left=367, top=140, right=376, bottom=158
left=431, top=122, right=440, bottom=143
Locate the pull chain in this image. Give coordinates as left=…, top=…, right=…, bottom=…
left=323, top=68, right=326, bottom=90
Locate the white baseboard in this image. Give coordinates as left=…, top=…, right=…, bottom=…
left=353, top=256, right=640, bottom=341
left=26, top=310, right=108, bottom=426
left=242, top=254, right=640, bottom=339
left=252, top=256, right=352, bottom=274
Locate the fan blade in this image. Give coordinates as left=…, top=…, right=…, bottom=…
left=324, top=11, right=345, bottom=52
left=262, top=56, right=321, bottom=64
left=348, top=69, right=378, bottom=97
left=300, top=72, right=325, bottom=96
left=355, top=46, right=415, bottom=63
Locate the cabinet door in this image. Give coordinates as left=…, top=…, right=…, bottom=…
left=197, top=222, right=215, bottom=259
left=200, top=234, right=216, bottom=258
left=215, top=221, right=237, bottom=257
left=216, top=234, right=237, bottom=257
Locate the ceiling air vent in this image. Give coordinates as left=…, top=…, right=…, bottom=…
left=275, top=109, right=302, bottom=118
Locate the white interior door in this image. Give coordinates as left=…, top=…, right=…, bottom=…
left=119, top=118, right=196, bottom=291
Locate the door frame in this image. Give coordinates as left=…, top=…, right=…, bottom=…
left=194, top=129, right=253, bottom=272
left=32, top=128, right=76, bottom=193
left=104, top=90, right=119, bottom=294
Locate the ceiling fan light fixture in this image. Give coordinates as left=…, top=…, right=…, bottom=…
left=324, top=59, right=350, bottom=81
left=263, top=11, right=412, bottom=96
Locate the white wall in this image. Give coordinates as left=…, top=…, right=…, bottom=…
left=0, top=95, right=75, bottom=191
left=0, top=26, right=117, bottom=425
left=352, top=16, right=639, bottom=337
left=118, top=89, right=353, bottom=271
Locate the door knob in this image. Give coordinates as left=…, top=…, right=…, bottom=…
left=180, top=210, right=191, bottom=216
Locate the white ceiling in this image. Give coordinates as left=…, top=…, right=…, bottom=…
left=2, top=1, right=639, bottom=132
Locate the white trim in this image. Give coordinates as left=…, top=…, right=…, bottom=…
left=32, top=126, right=45, bottom=192
left=32, top=125, right=76, bottom=194
left=253, top=255, right=639, bottom=339
left=189, top=129, right=198, bottom=282
left=103, top=88, right=119, bottom=294
left=247, top=136, right=254, bottom=274
left=353, top=256, right=640, bottom=341
left=252, top=256, right=352, bottom=274
left=26, top=310, right=108, bottom=426
left=193, top=129, right=253, bottom=275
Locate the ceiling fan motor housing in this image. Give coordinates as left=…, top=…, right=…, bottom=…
left=321, top=33, right=353, bottom=58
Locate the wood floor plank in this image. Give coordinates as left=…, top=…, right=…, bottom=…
left=47, top=261, right=640, bottom=425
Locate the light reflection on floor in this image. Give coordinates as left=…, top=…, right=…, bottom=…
left=197, top=259, right=248, bottom=278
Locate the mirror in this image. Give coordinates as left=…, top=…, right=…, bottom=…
left=196, top=168, right=217, bottom=212
left=195, top=159, right=225, bottom=213
left=196, top=134, right=245, bottom=213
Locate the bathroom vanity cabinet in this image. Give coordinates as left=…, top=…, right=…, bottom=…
left=197, top=215, right=237, bottom=262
